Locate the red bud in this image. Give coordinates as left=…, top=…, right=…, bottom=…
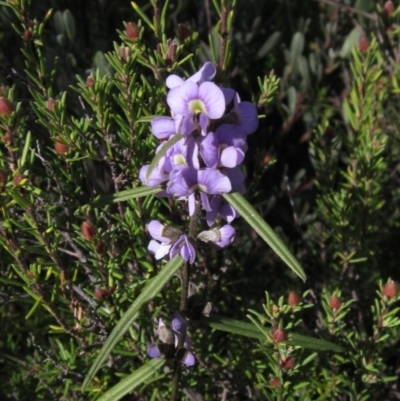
left=54, top=136, right=69, bottom=155
left=382, top=280, right=397, bottom=299
left=0, top=97, right=14, bottom=116
left=94, top=287, right=108, bottom=301
left=126, top=22, right=140, bottom=40
left=86, top=77, right=95, bottom=88
left=288, top=291, right=300, bottom=306
left=273, top=328, right=286, bottom=343
left=0, top=169, right=7, bottom=191
left=96, top=240, right=106, bottom=254
left=46, top=98, right=57, bottom=111
left=177, top=24, right=192, bottom=41
left=269, top=376, right=280, bottom=387
left=358, top=35, right=369, bottom=52
left=23, top=30, right=32, bottom=40
left=329, top=295, right=341, bottom=310
left=384, top=1, right=395, bottom=16
left=283, top=357, right=295, bottom=370
left=81, top=221, right=96, bottom=240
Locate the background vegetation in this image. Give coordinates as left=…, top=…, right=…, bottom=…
left=1, top=0, right=400, bottom=400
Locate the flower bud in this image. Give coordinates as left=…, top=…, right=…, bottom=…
left=86, top=76, right=95, bottom=88
left=81, top=221, right=96, bottom=240
left=283, top=356, right=295, bottom=370
left=269, top=377, right=280, bottom=387
left=3, top=132, right=12, bottom=145
left=94, top=287, right=108, bottom=301
left=262, top=153, right=272, bottom=165
left=46, top=98, right=57, bottom=111
left=13, top=174, right=24, bottom=186
left=23, top=29, right=32, bottom=40
left=0, top=169, right=7, bottom=191
left=273, top=328, right=286, bottom=343
left=96, top=240, right=106, bottom=254
left=288, top=291, right=300, bottom=306
left=54, top=136, right=69, bottom=155
left=382, top=280, right=397, bottom=299
left=125, top=22, right=140, bottom=40
left=329, top=295, right=341, bottom=310
left=0, top=97, right=14, bottom=116
left=177, top=23, right=192, bottom=42
left=384, top=1, right=395, bottom=16
left=358, top=35, right=369, bottom=52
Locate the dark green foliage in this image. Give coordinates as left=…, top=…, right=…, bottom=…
left=1, top=0, right=400, bottom=400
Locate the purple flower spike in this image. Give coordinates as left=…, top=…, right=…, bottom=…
left=147, top=344, right=162, bottom=359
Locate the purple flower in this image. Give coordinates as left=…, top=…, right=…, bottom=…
left=166, top=62, right=216, bottom=89
left=151, top=117, right=176, bottom=140
left=147, top=220, right=182, bottom=260
left=170, top=234, right=196, bottom=264
left=147, top=313, right=195, bottom=366
left=231, top=93, right=259, bottom=135
left=167, top=80, right=225, bottom=120
left=206, top=195, right=239, bottom=226
left=197, top=224, right=235, bottom=249
left=139, top=162, right=169, bottom=187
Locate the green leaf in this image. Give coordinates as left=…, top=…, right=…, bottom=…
left=93, top=185, right=162, bottom=206
left=63, top=10, right=76, bottom=43
left=146, top=134, right=183, bottom=179
left=95, top=359, right=166, bottom=401
left=256, top=31, right=282, bottom=59
left=223, top=192, right=306, bottom=281
left=82, top=254, right=185, bottom=391
left=288, top=333, right=345, bottom=352
left=19, top=131, right=32, bottom=169
left=201, top=314, right=345, bottom=352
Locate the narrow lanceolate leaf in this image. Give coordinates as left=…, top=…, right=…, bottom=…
left=94, top=185, right=162, bottom=206
left=95, top=359, right=166, bottom=401
left=82, top=255, right=185, bottom=391
left=146, top=133, right=183, bottom=179
left=223, top=192, right=306, bottom=281
left=201, top=315, right=345, bottom=353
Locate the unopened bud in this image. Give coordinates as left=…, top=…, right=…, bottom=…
left=3, top=132, right=12, bottom=145
left=384, top=1, right=395, bottom=16
left=81, top=221, right=96, bottom=240
left=358, top=35, right=369, bottom=52
left=54, top=136, right=69, bottom=155
left=94, top=287, right=108, bottom=300
left=0, top=169, right=7, bottom=191
left=0, top=97, right=14, bottom=116
left=288, top=291, right=300, bottom=306
left=329, top=295, right=341, bottom=310
left=96, top=240, right=106, bottom=254
left=177, top=24, right=192, bottom=41
left=382, top=280, right=397, bottom=299
left=273, top=328, right=286, bottom=343
left=23, top=29, right=32, bottom=40
left=13, top=174, right=24, bottom=186
left=46, top=98, right=57, bottom=111
left=262, top=153, right=272, bottom=165
left=125, top=22, right=140, bottom=40
left=269, top=376, right=280, bottom=387
left=283, top=356, right=295, bottom=370
left=86, top=76, right=95, bottom=88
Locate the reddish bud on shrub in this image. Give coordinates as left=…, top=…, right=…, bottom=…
left=384, top=1, right=395, bottom=16
left=283, top=357, right=295, bottom=370
left=86, top=77, right=95, bottom=88
left=96, top=240, right=106, bottom=254
left=23, top=29, right=32, bottom=40
left=3, top=132, right=12, bottom=145
left=126, top=22, right=140, bottom=40
left=358, top=35, right=369, bottom=52
left=273, top=328, right=286, bottom=343
left=0, top=169, right=7, bottom=191
left=81, top=221, right=96, bottom=240
left=13, top=174, right=24, bottom=186
left=46, top=98, right=57, bottom=111
left=94, top=287, right=108, bottom=301
left=288, top=291, right=300, bottom=306
left=329, top=295, right=341, bottom=310
left=0, top=97, right=14, bottom=116
left=262, top=153, right=272, bottom=165
left=269, top=376, right=280, bottom=387
left=382, top=280, right=397, bottom=299
left=54, top=136, right=69, bottom=155
left=177, top=23, right=192, bottom=41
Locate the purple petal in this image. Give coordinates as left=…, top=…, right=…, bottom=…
left=147, top=344, right=162, bottom=358
left=151, top=117, right=176, bottom=139
left=237, top=101, right=259, bottom=134
left=169, top=235, right=185, bottom=260
left=167, top=168, right=195, bottom=196
left=166, top=74, right=184, bottom=89
left=148, top=220, right=170, bottom=243
left=216, top=124, right=248, bottom=152
left=139, top=164, right=168, bottom=187
left=167, top=81, right=198, bottom=116
left=220, top=201, right=239, bottom=223
left=172, top=312, right=188, bottom=334
left=189, top=61, right=216, bottom=84
left=198, top=82, right=225, bottom=119
left=221, top=88, right=235, bottom=105
left=200, top=192, right=212, bottom=212
left=181, top=236, right=196, bottom=264
left=148, top=240, right=171, bottom=260
left=225, top=167, right=245, bottom=194
left=200, top=132, right=219, bottom=168
left=188, top=192, right=196, bottom=216
left=206, top=196, right=221, bottom=226
left=182, top=351, right=195, bottom=366
left=197, top=169, right=232, bottom=194
left=180, top=113, right=196, bottom=136
left=220, top=146, right=245, bottom=168
left=215, top=225, right=235, bottom=248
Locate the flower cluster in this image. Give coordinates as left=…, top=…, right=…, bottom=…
left=141, top=62, right=258, bottom=264
left=147, top=313, right=195, bottom=366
